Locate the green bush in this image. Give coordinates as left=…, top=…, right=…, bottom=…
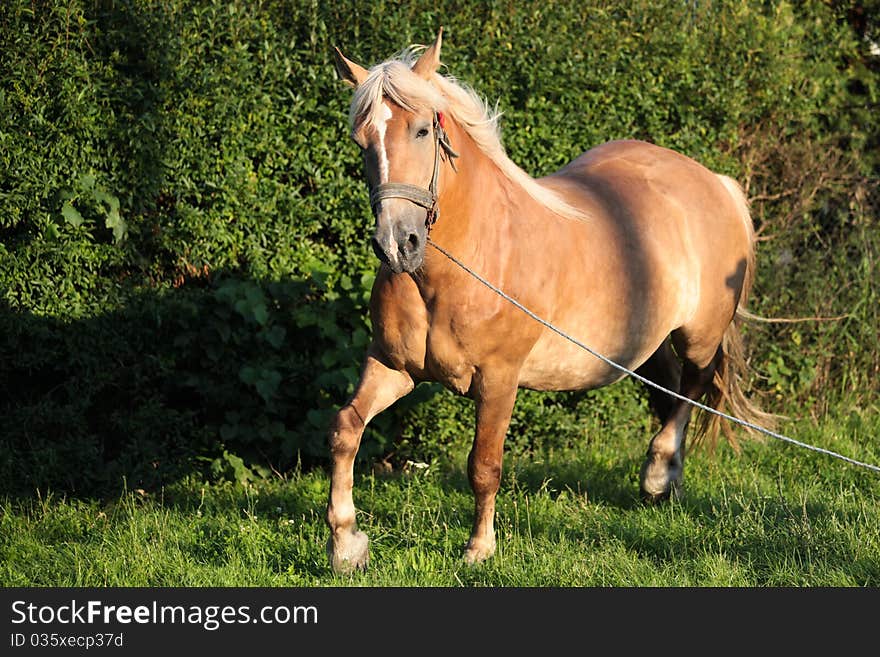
left=1, top=0, right=877, bottom=495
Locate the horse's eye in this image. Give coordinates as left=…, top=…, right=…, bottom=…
left=416, top=127, right=429, bottom=139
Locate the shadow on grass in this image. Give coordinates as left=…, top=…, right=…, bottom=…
left=494, top=473, right=880, bottom=584
left=502, top=451, right=644, bottom=510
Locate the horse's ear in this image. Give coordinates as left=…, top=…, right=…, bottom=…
left=333, top=46, right=368, bottom=87
left=412, top=27, right=443, bottom=79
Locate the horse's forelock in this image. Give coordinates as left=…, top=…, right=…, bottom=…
left=349, top=58, right=446, bottom=133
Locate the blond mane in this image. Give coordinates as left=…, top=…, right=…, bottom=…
left=349, top=49, right=585, bottom=220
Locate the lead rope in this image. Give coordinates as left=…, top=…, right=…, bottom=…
left=426, top=238, right=880, bottom=474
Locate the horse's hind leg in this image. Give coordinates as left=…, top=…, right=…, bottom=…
left=636, top=337, right=682, bottom=425
left=639, top=335, right=723, bottom=503
left=326, top=353, right=413, bottom=573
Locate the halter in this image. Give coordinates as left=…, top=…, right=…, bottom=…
left=369, top=110, right=459, bottom=229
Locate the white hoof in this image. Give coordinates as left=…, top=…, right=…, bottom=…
left=327, top=530, right=370, bottom=574
left=640, top=453, right=683, bottom=503
left=463, top=537, right=496, bottom=566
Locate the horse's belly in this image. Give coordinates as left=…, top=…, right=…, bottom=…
left=518, top=342, right=626, bottom=391
left=517, top=318, right=668, bottom=392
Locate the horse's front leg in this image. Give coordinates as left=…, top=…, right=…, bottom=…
left=326, top=353, right=413, bottom=574
left=464, top=374, right=518, bottom=565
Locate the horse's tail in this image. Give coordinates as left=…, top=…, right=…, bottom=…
left=696, top=175, right=778, bottom=452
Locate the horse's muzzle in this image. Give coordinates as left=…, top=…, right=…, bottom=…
left=371, top=219, right=426, bottom=274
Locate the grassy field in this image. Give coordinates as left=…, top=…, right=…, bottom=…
left=2, top=400, right=878, bottom=587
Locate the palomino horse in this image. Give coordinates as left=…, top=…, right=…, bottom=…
left=326, top=29, right=768, bottom=573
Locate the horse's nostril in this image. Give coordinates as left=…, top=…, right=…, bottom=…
left=407, top=233, right=419, bottom=250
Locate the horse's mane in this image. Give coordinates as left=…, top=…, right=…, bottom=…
left=349, top=48, right=585, bottom=220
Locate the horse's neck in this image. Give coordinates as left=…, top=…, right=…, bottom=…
left=429, top=126, right=520, bottom=264
left=427, top=125, right=563, bottom=294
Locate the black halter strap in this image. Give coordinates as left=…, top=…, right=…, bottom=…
left=369, top=110, right=459, bottom=229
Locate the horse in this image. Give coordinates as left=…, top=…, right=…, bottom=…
left=326, top=29, right=770, bottom=573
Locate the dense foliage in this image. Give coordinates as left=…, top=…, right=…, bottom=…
left=1, top=0, right=877, bottom=495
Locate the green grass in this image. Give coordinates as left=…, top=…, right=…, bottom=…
left=2, top=404, right=879, bottom=587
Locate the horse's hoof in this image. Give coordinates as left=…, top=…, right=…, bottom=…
left=639, top=453, right=683, bottom=504
left=327, top=530, right=370, bottom=574
left=639, top=477, right=682, bottom=505
left=463, top=537, right=496, bottom=566
left=641, top=487, right=670, bottom=505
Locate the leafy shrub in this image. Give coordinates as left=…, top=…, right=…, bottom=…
left=0, top=0, right=877, bottom=495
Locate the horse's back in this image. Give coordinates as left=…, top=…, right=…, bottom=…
left=548, top=139, right=732, bottom=212
left=545, top=139, right=752, bottom=292
left=516, top=139, right=754, bottom=389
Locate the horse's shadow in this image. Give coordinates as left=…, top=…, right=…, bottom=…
left=503, top=452, right=643, bottom=508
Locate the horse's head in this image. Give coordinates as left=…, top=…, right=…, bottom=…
left=333, top=30, right=452, bottom=274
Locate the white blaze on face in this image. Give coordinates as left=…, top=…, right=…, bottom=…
left=376, top=102, right=393, bottom=184
left=374, top=101, right=399, bottom=259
